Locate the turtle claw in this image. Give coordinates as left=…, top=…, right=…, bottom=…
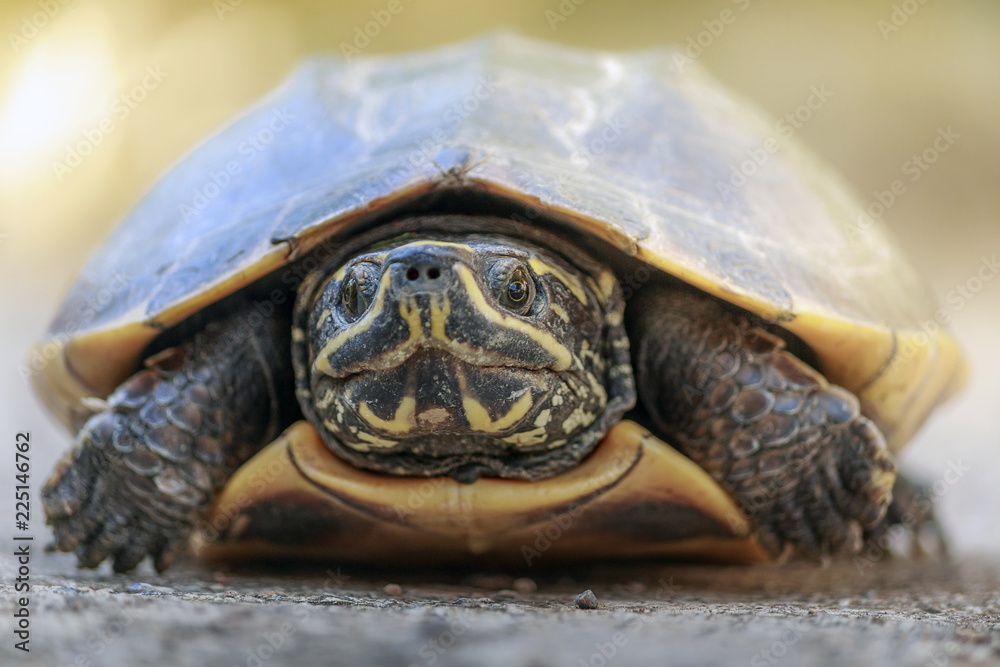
left=863, top=473, right=949, bottom=560
left=42, top=402, right=205, bottom=572
left=744, top=413, right=895, bottom=560
left=152, top=539, right=187, bottom=573
left=42, top=451, right=88, bottom=521
left=111, top=536, right=165, bottom=574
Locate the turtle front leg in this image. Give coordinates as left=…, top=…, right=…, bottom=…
left=864, top=473, right=949, bottom=558
left=627, top=287, right=896, bottom=558
left=42, top=305, right=293, bottom=572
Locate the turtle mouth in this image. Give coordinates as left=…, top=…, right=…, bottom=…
left=339, top=363, right=557, bottom=438
left=330, top=348, right=560, bottom=455
left=308, top=344, right=614, bottom=481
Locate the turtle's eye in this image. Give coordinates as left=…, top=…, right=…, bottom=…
left=341, top=262, right=379, bottom=321
left=488, top=259, right=536, bottom=315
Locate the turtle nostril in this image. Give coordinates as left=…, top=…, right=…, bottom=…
left=404, top=265, right=442, bottom=281
left=397, top=256, right=451, bottom=290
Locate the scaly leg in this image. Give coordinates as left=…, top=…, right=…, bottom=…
left=627, top=286, right=896, bottom=557
left=43, top=305, right=293, bottom=572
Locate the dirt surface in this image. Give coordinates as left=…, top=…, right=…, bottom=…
left=3, top=551, right=999, bottom=666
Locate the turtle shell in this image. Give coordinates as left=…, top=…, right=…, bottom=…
left=32, top=32, right=965, bottom=457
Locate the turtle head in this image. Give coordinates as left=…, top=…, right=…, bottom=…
left=292, top=226, right=635, bottom=481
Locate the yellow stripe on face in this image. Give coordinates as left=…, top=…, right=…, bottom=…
left=314, top=272, right=430, bottom=378
left=529, top=257, right=590, bottom=305
left=429, top=295, right=452, bottom=342
left=456, top=265, right=574, bottom=371
left=314, top=270, right=394, bottom=376
left=462, top=392, right=534, bottom=433
left=501, top=427, right=549, bottom=447
left=358, top=396, right=416, bottom=434
left=457, top=366, right=537, bottom=434
left=550, top=302, right=570, bottom=322
left=398, top=298, right=423, bottom=343
left=596, top=269, right=617, bottom=304
left=315, top=242, right=474, bottom=377
left=330, top=264, right=350, bottom=284
left=355, top=430, right=400, bottom=449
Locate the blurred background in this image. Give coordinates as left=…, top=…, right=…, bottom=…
left=0, top=0, right=997, bottom=556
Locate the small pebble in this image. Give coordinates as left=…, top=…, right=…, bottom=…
left=574, top=590, right=599, bottom=610
left=383, top=583, right=402, bottom=596
left=513, top=577, right=537, bottom=595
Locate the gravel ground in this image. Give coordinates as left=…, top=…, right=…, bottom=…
left=2, top=550, right=999, bottom=666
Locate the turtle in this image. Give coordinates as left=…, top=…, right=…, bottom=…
left=34, top=33, right=966, bottom=573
